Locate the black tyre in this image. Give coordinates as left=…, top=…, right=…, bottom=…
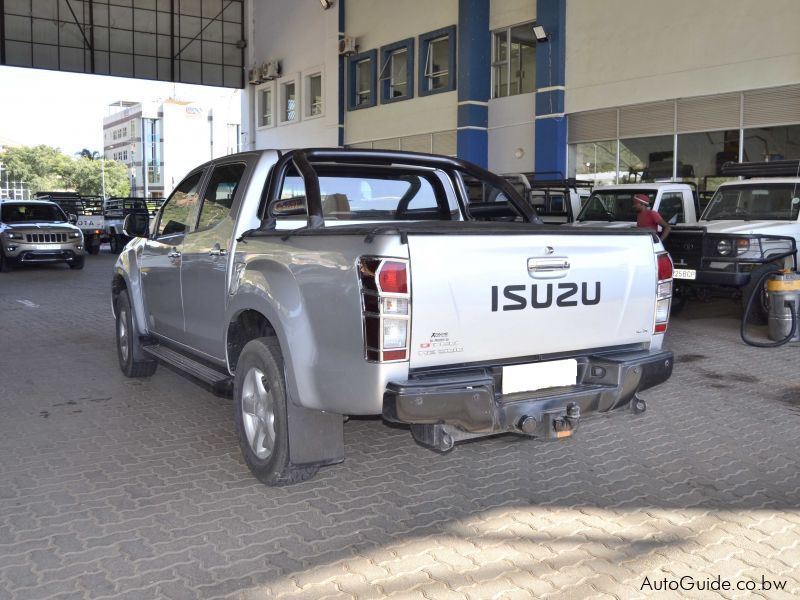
left=0, top=250, right=13, bottom=273
left=68, top=257, right=85, bottom=270
left=741, top=263, right=781, bottom=325
left=115, top=290, right=157, bottom=377
left=234, top=337, right=318, bottom=486
left=110, top=234, right=127, bottom=254
left=87, top=238, right=101, bottom=255
left=670, top=284, right=688, bottom=316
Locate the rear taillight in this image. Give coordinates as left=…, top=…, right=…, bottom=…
left=655, top=252, right=673, bottom=334
left=359, top=257, right=411, bottom=362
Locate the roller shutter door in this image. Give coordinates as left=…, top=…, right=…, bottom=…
left=567, top=109, right=617, bottom=143
left=677, top=94, right=741, bottom=133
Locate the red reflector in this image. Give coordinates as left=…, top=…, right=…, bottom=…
left=654, top=323, right=668, bottom=334
left=657, top=253, right=673, bottom=281
left=378, top=261, right=408, bottom=294
left=383, top=350, right=407, bottom=361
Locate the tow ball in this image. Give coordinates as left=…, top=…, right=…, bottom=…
left=518, top=402, right=581, bottom=439
left=631, top=394, right=647, bottom=414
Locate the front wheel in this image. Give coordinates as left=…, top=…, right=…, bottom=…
left=0, top=251, right=13, bottom=273
left=741, top=263, right=781, bottom=325
left=68, top=257, right=85, bottom=270
left=234, top=337, right=318, bottom=486
left=115, top=290, right=157, bottom=377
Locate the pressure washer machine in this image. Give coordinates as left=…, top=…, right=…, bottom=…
left=767, top=271, right=800, bottom=343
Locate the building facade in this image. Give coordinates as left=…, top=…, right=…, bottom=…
left=240, top=0, right=800, bottom=196
left=103, top=98, right=241, bottom=198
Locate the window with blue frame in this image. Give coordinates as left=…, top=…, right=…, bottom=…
left=379, top=38, right=414, bottom=103
left=347, top=50, right=377, bottom=110
left=419, top=26, right=456, bottom=96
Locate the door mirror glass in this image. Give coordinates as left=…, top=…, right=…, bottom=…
left=122, top=212, right=150, bottom=238
left=271, top=197, right=307, bottom=216
left=68, top=213, right=78, bottom=225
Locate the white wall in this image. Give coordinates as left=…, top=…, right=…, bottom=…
left=344, top=0, right=458, bottom=145
left=488, top=94, right=535, bottom=173
left=489, top=0, right=536, bottom=31
left=241, top=0, right=340, bottom=150
left=566, top=0, right=800, bottom=114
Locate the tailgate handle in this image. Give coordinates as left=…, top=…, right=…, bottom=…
left=528, top=257, right=570, bottom=278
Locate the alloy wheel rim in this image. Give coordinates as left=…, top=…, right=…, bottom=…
left=118, top=309, right=129, bottom=363
left=241, top=367, right=276, bottom=460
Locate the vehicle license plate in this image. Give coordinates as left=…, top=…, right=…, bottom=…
left=673, top=268, right=696, bottom=280
left=34, top=244, right=59, bottom=250
left=502, top=359, right=577, bottom=395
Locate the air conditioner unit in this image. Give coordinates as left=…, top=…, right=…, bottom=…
left=248, top=68, right=263, bottom=85
left=338, top=36, right=357, bottom=56
left=263, top=61, right=281, bottom=80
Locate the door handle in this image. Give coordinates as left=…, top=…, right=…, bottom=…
left=528, top=257, right=570, bottom=279
left=209, top=243, right=227, bottom=257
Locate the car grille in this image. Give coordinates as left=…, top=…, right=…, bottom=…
left=25, top=233, right=67, bottom=243
left=665, top=232, right=704, bottom=269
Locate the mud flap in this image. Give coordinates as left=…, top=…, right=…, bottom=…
left=286, top=398, right=345, bottom=467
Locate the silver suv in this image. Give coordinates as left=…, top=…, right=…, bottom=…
left=0, top=200, right=85, bottom=271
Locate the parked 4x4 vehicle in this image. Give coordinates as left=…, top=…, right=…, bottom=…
left=571, top=182, right=698, bottom=229
left=111, top=149, right=674, bottom=486
left=0, top=200, right=84, bottom=271
left=665, top=161, right=800, bottom=321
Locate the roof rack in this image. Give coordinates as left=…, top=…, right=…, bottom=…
left=720, top=160, right=800, bottom=178
left=518, top=172, right=594, bottom=190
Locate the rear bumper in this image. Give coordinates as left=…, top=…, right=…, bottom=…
left=383, top=350, right=673, bottom=444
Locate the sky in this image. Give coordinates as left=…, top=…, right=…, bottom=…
left=0, top=66, right=241, bottom=156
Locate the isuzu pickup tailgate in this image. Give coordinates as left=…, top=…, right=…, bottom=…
left=407, top=231, right=658, bottom=369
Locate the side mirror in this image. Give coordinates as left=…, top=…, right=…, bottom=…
left=123, top=212, right=149, bottom=238
left=271, top=197, right=307, bottom=217
left=68, top=213, right=78, bottom=225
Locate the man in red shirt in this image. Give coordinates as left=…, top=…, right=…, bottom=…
left=632, top=193, right=671, bottom=241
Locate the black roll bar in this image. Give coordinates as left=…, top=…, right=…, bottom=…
left=260, top=148, right=540, bottom=229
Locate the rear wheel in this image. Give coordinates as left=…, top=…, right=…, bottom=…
left=110, top=234, right=127, bottom=254
left=115, top=290, right=157, bottom=377
left=234, top=337, right=318, bottom=486
left=87, top=237, right=101, bottom=255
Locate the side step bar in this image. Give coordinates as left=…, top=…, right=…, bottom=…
left=142, top=343, right=232, bottom=396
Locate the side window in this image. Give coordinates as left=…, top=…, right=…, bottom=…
left=196, top=163, right=246, bottom=231
left=157, top=171, right=203, bottom=237
left=659, top=192, right=685, bottom=224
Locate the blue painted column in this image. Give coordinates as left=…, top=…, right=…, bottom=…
left=534, top=0, right=567, bottom=176
left=456, top=0, right=490, bottom=167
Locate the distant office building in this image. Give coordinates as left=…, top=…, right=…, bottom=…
left=102, top=98, right=240, bottom=198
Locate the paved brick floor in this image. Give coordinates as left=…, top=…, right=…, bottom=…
left=1, top=254, right=798, bottom=599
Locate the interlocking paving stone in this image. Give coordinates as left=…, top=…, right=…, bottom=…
left=1, top=255, right=799, bottom=599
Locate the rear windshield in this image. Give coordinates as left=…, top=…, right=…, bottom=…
left=703, top=183, right=800, bottom=221
left=275, top=170, right=459, bottom=221
left=577, top=189, right=657, bottom=222
left=1, top=203, right=67, bottom=223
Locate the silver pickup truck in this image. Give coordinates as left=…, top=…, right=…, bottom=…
left=111, top=149, right=674, bottom=486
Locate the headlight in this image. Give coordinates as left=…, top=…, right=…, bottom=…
left=3, top=231, right=22, bottom=240
left=69, top=232, right=81, bottom=239
left=717, top=239, right=732, bottom=256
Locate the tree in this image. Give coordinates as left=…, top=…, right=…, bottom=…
left=68, top=157, right=130, bottom=197
left=77, top=148, right=101, bottom=160
left=0, top=144, right=72, bottom=192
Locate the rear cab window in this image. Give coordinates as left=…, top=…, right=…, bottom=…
left=272, top=167, right=460, bottom=227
